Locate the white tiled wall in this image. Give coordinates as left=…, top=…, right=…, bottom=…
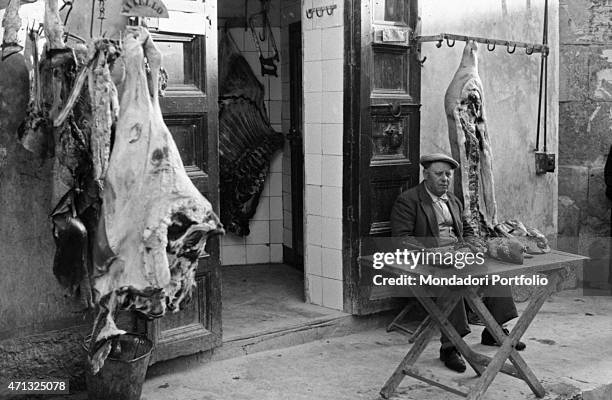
left=219, top=0, right=284, bottom=265
left=302, top=0, right=344, bottom=311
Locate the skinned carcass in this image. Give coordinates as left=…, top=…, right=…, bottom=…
left=89, top=26, right=223, bottom=373
left=445, top=40, right=498, bottom=236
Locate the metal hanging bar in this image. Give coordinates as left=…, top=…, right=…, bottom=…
left=416, top=33, right=549, bottom=56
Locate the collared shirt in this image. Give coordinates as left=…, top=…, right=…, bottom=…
left=425, top=185, right=458, bottom=246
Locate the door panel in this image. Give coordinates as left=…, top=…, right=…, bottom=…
left=345, top=0, right=420, bottom=315
left=141, top=0, right=222, bottom=364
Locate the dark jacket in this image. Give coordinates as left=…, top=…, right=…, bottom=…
left=390, top=181, right=474, bottom=249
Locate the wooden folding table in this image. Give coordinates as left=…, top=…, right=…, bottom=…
left=361, top=250, right=587, bottom=400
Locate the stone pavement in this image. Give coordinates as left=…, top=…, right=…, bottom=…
left=140, top=290, right=612, bottom=400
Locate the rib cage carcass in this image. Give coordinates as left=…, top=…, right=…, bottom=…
left=218, top=32, right=283, bottom=236
left=89, top=26, right=223, bottom=373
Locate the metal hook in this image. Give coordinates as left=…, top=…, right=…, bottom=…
left=486, top=40, right=496, bottom=51
left=388, top=103, right=402, bottom=118
left=326, top=5, right=336, bottom=15
left=315, top=7, right=324, bottom=17
left=446, top=37, right=455, bottom=47
left=436, top=39, right=443, bottom=48
left=306, top=8, right=314, bottom=19
left=506, top=42, right=517, bottom=54
left=417, top=55, right=427, bottom=66
left=525, top=45, right=534, bottom=55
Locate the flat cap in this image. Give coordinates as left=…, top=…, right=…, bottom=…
left=419, top=153, right=460, bottom=169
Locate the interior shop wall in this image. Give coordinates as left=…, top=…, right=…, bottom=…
left=302, top=0, right=345, bottom=310
left=557, top=0, right=612, bottom=288
left=218, top=0, right=285, bottom=266
left=0, top=2, right=127, bottom=385
left=419, top=0, right=560, bottom=239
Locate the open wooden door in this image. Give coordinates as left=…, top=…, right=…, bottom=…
left=344, top=0, right=421, bottom=315
left=137, top=0, right=222, bottom=363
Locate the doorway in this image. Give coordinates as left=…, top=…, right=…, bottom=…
left=288, top=21, right=304, bottom=270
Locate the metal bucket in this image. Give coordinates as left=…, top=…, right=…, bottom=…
left=84, top=333, right=153, bottom=400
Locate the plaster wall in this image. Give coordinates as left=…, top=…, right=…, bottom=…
left=419, top=0, right=560, bottom=238
left=558, top=0, right=612, bottom=289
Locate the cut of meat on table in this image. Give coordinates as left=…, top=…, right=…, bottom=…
left=89, top=26, right=224, bottom=374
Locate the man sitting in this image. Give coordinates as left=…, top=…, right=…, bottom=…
left=390, top=153, right=525, bottom=373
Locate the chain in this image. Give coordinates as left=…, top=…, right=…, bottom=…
left=98, top=0, right=105, bottom=36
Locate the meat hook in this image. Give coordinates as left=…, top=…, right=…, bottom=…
left=326, top=5, right=336, bottom=15
left=446, top=37, right=455, bottom=47
left=305, top=8, right=314, bottom=19
left=435, top=39, right=443, bottom=48
left=315, top=7, right=324, bottom=17
left=486, top=40, right=496, bottom=51
left=525, top=45, right=535, bottom=55
left=417, top=55, right=427, bottom=66
left=506, top=42, right=517, bottom=54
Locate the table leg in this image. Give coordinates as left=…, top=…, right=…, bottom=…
left=380, top=292, right=461, bottom=399
left=410, top=286, right=485, bottom=376
left=464, top=272, right=561, bottom=400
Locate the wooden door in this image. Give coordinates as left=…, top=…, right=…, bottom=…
left=344, top=0, right=420, bottom=315
left=138, top=1, right=222, bottom=363
left=288, top=22, right=304, bottom=269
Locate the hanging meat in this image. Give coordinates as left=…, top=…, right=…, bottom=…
left=218, top=31, right=283, bottom=236
left=19, top=0, right=99, bottom=306
left=89, top=26, right=224, bottom=373
left=445, top=41, right=549, bottom=264
left=1, top=0, right=24, bottom=59
left=445, top=40, right=498, bottom=236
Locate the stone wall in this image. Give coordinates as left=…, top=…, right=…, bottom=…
left=558, top=0, right=612, bottom=289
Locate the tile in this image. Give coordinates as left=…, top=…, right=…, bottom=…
left=322, top=277, right=343, bottom=310
left=319, top=1, right=343, bottom=28
left=306, top=274, right=323, bottom=305
left=221, top=245, right=247, bottom=266
left=304, top=92, right=322, bottom=124
left=321, top=247, right=343, bottom=280
left=269, top=100, right=283, bottom=126
left=262, top=170, right=272, bottom=196
left=283, top=210, right=293, bottom=229
left=270, top=151, right=283, bottom=173
left=281, top=99, right=290, bottom=122
left=321, top=91, right=343, bottom=124
left=321, top=123, right=343, bottom=155
left=270, top=220, right=284, bottom=243
left=270, top=196, right=283, bottom=220
left=321, top=217, right=342, bottom=250
left=269, top=73, right=283, bottom=101
left=304, top=123, right=322, bottom=155
left=268, top=172, right=283, bottom=196
left=321, top=186, right=342, bottom=218
left=304, top=60, right=323, bottom=93
left=282, top=173, right=292, bottom=193
left=304, top=29, right=322, bottom=61
left=305, top=245, right=322, bottom=276
left=270, top=244, right=283, bottom=263
left=246, top=244, right=270, bottom=264
left=282, top=155, right=291, bottom=177
left=221, top=232, right=245, bottom=247
left=305, top=214, right=322, bottom=246
left=283, top=191, right=292, bottom=213
left=304, top=154, right=322, bottom=185
left=283, top=227, right=293, bottom=246
left=321, top=59, right=343, bottom=92
left=321, top=155, right=342, bottom=187
left=245, top=220, right=270, bottom=245
left=321, top=26, right=343, bottom=60
left=251, top=197, right=270, bottom=221
left=305, top=184, right=322, bottom=216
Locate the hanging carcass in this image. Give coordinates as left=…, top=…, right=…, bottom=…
left=89, top=26, right=224, bottom=373
left=218, top=31, right=283, bottom=236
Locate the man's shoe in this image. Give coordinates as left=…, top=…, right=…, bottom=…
left=439, top=347, right=466, bottom=373
left=481, top=328, right=526, bottom=351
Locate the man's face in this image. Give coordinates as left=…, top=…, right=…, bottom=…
left=423, top=161, right=453, bottom=197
